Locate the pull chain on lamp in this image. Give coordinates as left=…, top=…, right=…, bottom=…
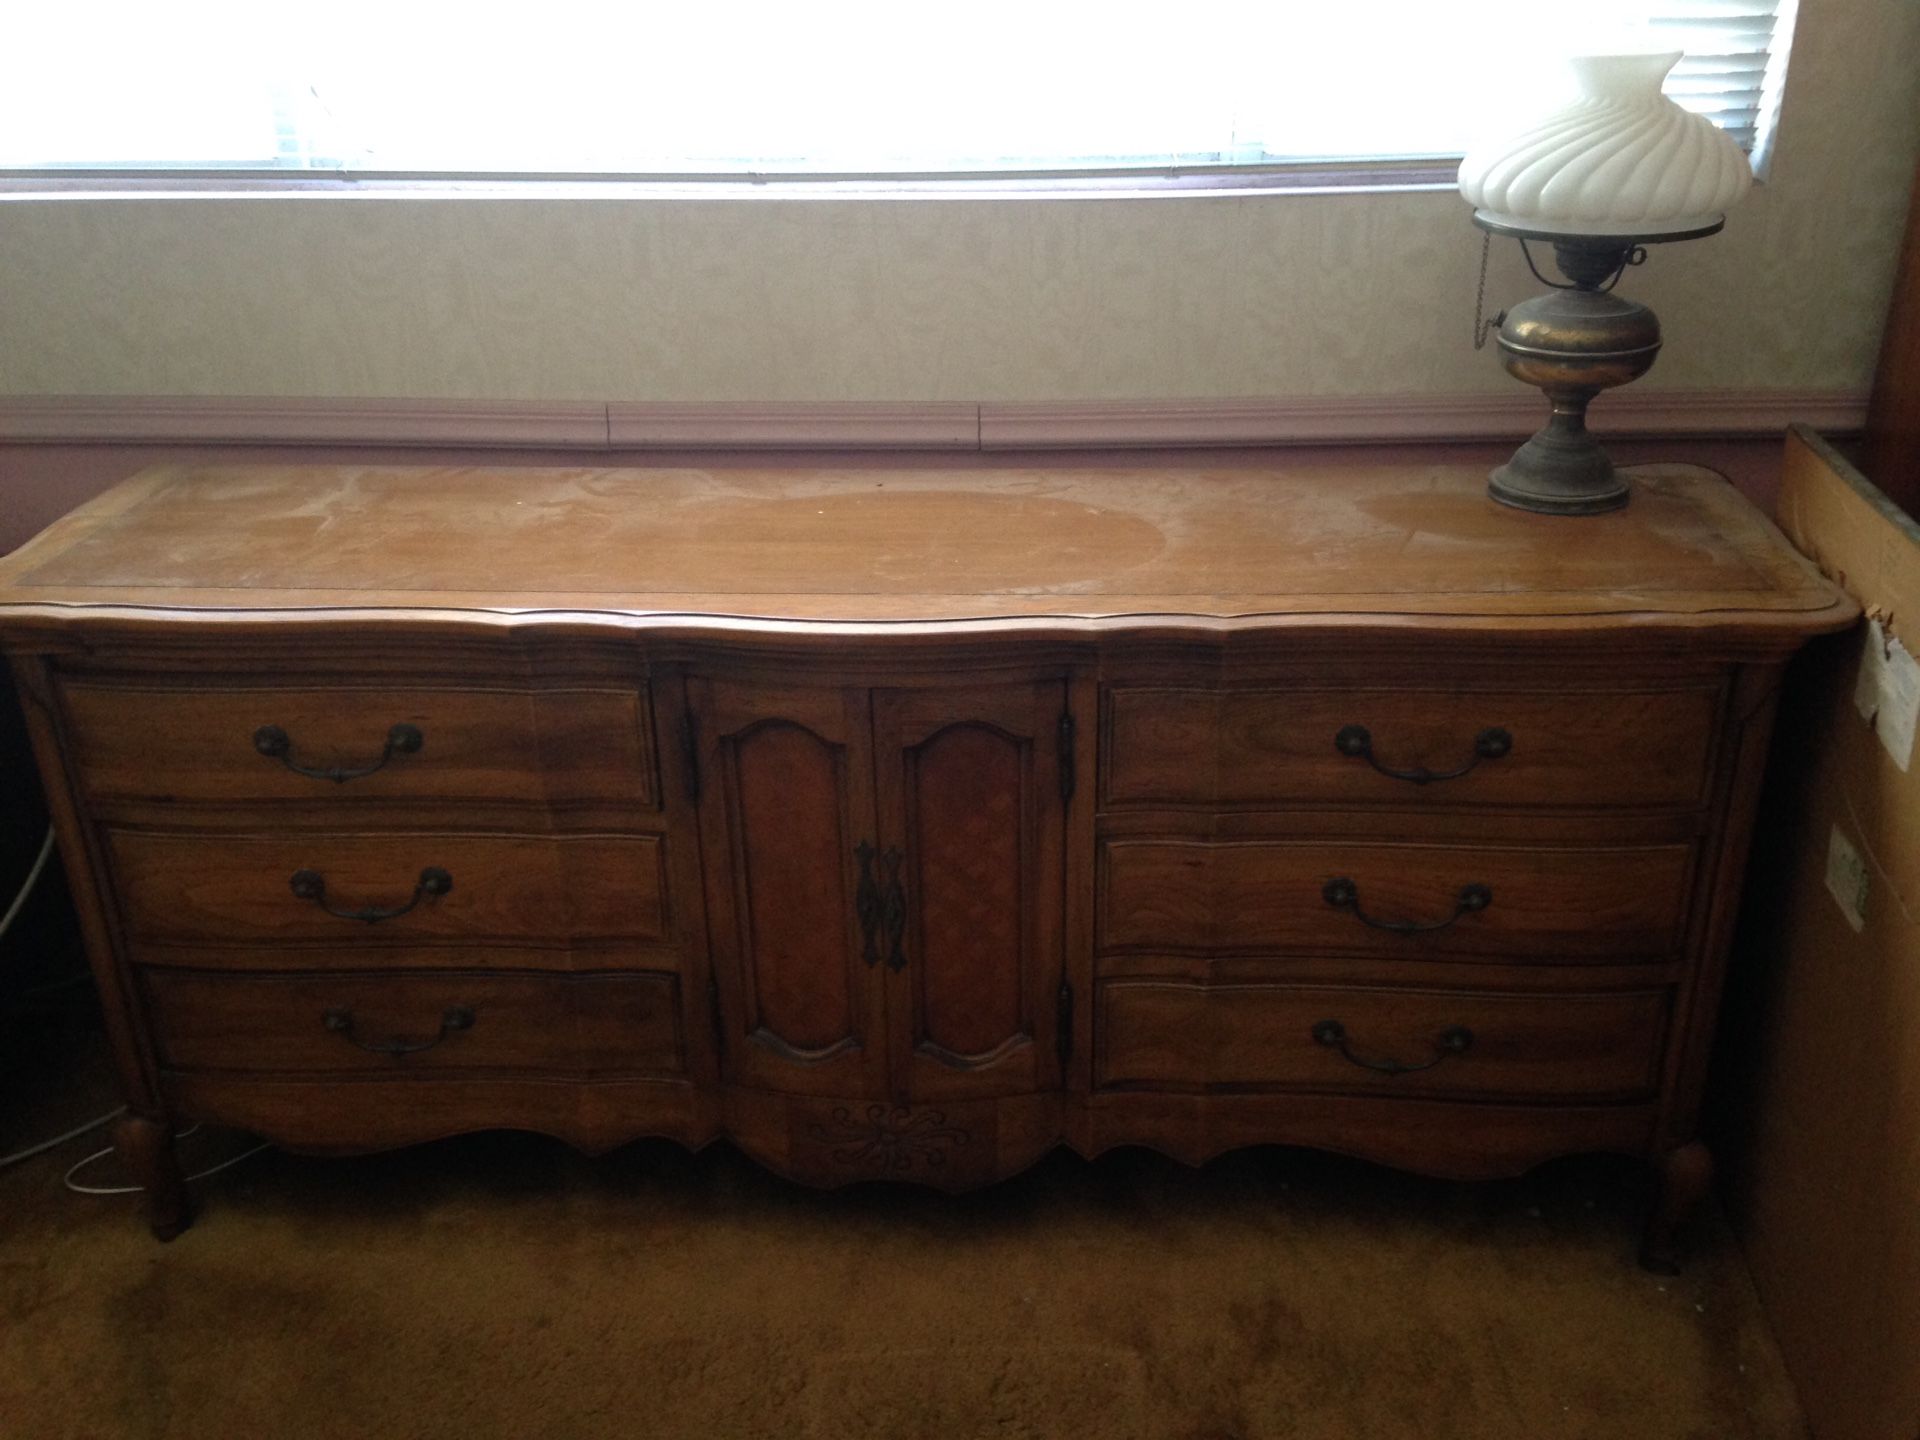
left=1459, top=49, right=1753, bottom=515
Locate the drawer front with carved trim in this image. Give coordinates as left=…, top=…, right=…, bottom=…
left=1095, top=978, right=1671, bottom=1101
left=140, top=968, right=683, bottom=1076
left=59, top=680, right=657, bottom=812
left=108, top=831, right=671, bottom=947
left=1098, top=837, right=1695, bottom=961
left=1101, top=685, right=1720, bottom=812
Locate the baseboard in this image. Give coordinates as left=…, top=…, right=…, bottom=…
left=0, top=397, right=610, bottom=448
left=978, top=391, right=1870, bottom=448
left=607, top=402, right=979, bottom=449
left=0, top=389, right=1869, bottom=450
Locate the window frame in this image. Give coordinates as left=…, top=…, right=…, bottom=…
left=0, top=157, right=1475, bottom=200
left=0, top=1, right=1796, bottom=201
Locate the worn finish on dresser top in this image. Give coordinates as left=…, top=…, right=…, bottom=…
left=0, top=459, right=1855, bottom=1264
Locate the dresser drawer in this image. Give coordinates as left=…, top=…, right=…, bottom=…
left=59, top=680, right=657, bottom=810
left=1099, top=838, right=1694, bottom=960
left=1096, top=978, right=1670, bottom=1100
left=140, top=968, right=683, bottom=1075
left=1101, top=685, right=1720, bottom=811
left=108, top=832, right=670, bottom=946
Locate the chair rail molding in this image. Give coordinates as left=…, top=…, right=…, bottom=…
left=0, top=389, right=1868, bottom=451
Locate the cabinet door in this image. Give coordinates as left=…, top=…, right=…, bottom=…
left=689, top=678, right=888, bottom=1097
left=872, top=680, right=1067, bottom=1100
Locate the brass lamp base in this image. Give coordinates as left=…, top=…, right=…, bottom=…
left=1474, top=213, right=1722, bottom=517
left=1489, top=391, right=1630, bottom=515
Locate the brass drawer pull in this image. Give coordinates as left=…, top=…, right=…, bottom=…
left=1312, top=1018, right=1474, bottom=1075
left=253, top=722, right=423, bottom=783
left=323, top=1003, right=474, bottom=1057
left=290, top=866, right=452, bottom=923
left=1322, top=876, right=1492, bottom=933
left=1334, top=724, right=1511, bottom=784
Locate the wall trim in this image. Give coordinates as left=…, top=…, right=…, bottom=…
left=0, top=397, right=611, bottom=448
left=608, top=402, right=979, bottom=449
left=979, top=390, right=1870, bottom=449
left=0, top=389, right=1869, bottom=451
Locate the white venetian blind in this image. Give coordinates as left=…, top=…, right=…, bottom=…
left=1653, top=0, right=1796, bottom=163
left=0, top=1, right=1798, bottom=183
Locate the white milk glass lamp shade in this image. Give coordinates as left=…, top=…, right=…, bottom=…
left=1457, top=51, right=1752, bottom=237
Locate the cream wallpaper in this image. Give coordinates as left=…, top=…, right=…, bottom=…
left=1, top=0, right=1915, bottom=406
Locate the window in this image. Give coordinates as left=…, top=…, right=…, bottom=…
left=1, top=2, right=1797, bottom=190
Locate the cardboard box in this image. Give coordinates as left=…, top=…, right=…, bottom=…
left=1722, top=425, right=1920, bottom=1440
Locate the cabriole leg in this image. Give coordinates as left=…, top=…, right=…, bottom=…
left=113, top=1113, right=193, bottom=1241
left=1639, top=1139, right=1713, bottom=1274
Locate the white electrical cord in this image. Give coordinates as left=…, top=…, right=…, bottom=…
left=0, top=824, right=55, bottom=942
left=0, top=823, right=114, bottom=1172
left=0, top=1104, right=126, bottom=1170
left=0, top=824, right=271, bottom=1194
left=64, top=1125, right=271, bottom=1196
left=0, top=1105, right=269, bottom=1192
left=2, top=970, right=91, bottom=1005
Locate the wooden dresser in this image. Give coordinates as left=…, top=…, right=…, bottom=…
left=0, top=458, right=1853, bottom=1266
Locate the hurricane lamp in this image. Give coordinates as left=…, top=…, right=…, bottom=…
left=1458, top=50, right=1752, bottom=515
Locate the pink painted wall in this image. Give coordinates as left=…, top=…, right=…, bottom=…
left=0, top=436, right=1795, bottom=557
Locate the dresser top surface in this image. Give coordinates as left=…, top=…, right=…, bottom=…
left=0, top=459, right=1853, bottom=638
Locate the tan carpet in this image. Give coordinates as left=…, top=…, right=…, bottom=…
left=0, top=1003, right=1806, bottom=1440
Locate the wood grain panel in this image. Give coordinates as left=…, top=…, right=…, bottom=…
left=107, top=832, right=668, bottom=945
left=690, top=677, right=887, bottom=1098
left=1096, top=979, right=1670, bottom=1100
left=156, top=1072, right=708, bottom=1156
left=128, top=940, right=683, bottom=976
left=734, top=721, right=860, bottom=1054
left=904, top=723, right=1026, bottom=1058
left=874, top=679, right=1067, bottom=1100
left=1862, top=158, right=1920, bottom=517
left=1073, top=1091, right=1659, bottom=1181
left=1101, top=684, right=1721, bottom=811
left=0, top=463, right=1849, bottom=637
left=142, top=969, right=683, bottom=1075
left=60, top=679, right=656, bottom=811
left=1099, top=838, right=1694, bottom=960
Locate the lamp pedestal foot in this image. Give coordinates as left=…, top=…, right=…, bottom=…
left=1489, top=387, right=1630, bottom=515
